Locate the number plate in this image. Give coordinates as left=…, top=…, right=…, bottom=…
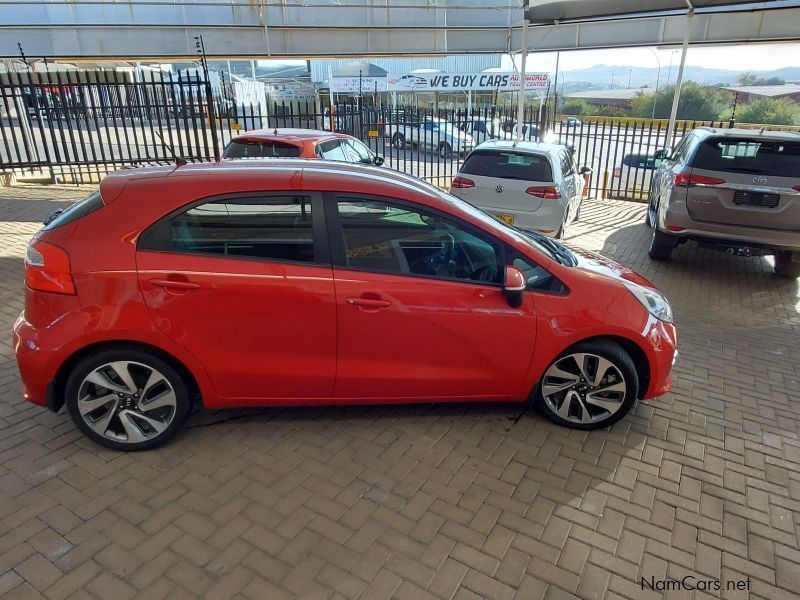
left=494, top=213, right=515, bottom=225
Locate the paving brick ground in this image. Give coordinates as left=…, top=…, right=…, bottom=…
left=1, top=184, right=799, bottom=600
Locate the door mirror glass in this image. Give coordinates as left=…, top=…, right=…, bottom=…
left=503, top=265, right=526, bottom=307
left=373, top=155, right=385, bottom=166
left=579, top=165, right=593, bottom=175
left=654, top=149, right=667, bottom=160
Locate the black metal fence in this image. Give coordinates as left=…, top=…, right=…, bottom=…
left=2, top=69, right=798, bottom=200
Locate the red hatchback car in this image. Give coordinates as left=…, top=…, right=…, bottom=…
left=14, top=160, right=677, bottom=450
left=223, top=128, right=384, bottom=165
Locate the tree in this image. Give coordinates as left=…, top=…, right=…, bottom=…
left=737, top=72, right=785, bottom=86
left=733, top=97, right=800, bottom=125
left=561, top=98, right=589, bottom=116
left=628, top=83, right=728, bottom=121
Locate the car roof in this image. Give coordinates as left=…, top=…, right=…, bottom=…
left=99, top=159, right=447, bottom=206
left=693, top=126, right=800, bottom=142
left=230, top=128, right=349, bottom=144
left=471, top=139, right=565, bottom=156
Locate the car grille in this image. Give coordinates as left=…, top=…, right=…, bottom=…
left=733, top=190, right=780, bottom=209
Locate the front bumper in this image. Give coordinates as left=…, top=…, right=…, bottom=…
left=642, top=318, right=677, bottom=399
left=664, top=201, right=800, bottom=252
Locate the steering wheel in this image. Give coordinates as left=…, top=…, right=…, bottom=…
left=438, top=233, right=456, bottom=264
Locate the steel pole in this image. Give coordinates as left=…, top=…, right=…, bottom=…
left=514, top=17, right=529, bottom=146
left=665, top=5, right=694, bottom=149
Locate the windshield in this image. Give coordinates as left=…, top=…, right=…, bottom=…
left=438, top=189, right=574, bottom=265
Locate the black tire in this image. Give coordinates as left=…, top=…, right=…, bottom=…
left=536, top=340, right=639, bottom=431
left=555, top=222, right=565, bottom=240
left=392, top=133, right=406, bottom=150
left=574, top=200, right=582, bottom=222
left=774, top=250, right=800, bottom=279
left=438, top=142, right=452, bottom=158
left=648, top=226, right=674, bottom=261
left=65, top=347, right=192, bottom=451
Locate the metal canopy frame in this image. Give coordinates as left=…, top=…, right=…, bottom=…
left=517, top=0, right=790, bottom=148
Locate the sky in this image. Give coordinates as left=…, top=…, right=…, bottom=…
left=501, top=43, right=800, bottom=73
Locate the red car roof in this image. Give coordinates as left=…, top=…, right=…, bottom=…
left=230, top=128, right=351, bottom=145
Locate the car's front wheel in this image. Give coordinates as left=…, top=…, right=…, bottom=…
left=392, top=133, right=406, bottom=149
left=65, top=347, right=192, bottom=451
left=774, top=250, right=800, bottom=279
left=438, top=142, right=452, bottom=158
left=537, top=341, right=639, bottom=430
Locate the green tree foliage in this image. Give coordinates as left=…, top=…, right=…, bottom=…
left=594, top=105, right=628, bottom=118
left=561, top=99, right=589, bottom=116
left=737, top=72, right=785, bottom=86
left=628, top=83, right=728, bottom=121
left=732, top=97, right=800, bottom=125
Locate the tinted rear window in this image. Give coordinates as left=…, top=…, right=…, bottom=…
left=223, top=140, right=301, bottom=159
left=460, top=151, right=553, bottom=182
left=44, top=191, right=103, bottom=230
left=691, top=138, right=800, bottom=177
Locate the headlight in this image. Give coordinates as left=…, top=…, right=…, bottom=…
left=623, top=281, right=673, bottom=323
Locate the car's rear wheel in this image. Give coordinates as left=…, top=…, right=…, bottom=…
left=773, top=250, right=800, bottom=279
left=648, top=224, right=674, bottom=261
left=392, top=133, right=406, bottom=149
left=537, top=341, right=639, bottom=430
left=65, top=348, right=191, bottom=451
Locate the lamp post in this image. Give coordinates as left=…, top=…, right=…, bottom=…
left=645, top=47, right=662, bottom=120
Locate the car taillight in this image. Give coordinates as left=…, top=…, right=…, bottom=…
left=793, top=185, right=800, bottom=192
left=612, top=167, right=621, bottom=178
left=526, top=186, right=561, bottom=200
left=451, top=176, right=475, bottom=189
left=674, top=173, right=726, bottom=187
left=24, top=241, right=75, bottom=295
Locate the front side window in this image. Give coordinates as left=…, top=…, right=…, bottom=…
left=318, top=140, right=347, bottom=161
left=507, top=247, right=568, bottom=294
left=164, top=196, right=315, bottom=263
left=335, top=199, right=501, bottom=285
left=460, top=150, right=553, bottom=182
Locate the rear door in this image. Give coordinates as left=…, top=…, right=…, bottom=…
left=685, top=137, right=800, bottom=230
left=136, top=193, right=336, bottom=402
left=451, top=149, right=553, bottom=224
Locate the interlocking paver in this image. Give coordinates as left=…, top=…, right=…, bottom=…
left=1, top=185, right=799, bottom=599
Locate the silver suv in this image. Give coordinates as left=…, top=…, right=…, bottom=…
left=647, top=127, right=800, bottom=278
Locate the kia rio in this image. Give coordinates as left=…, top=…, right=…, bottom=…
left=13, top=160, right=677, bottom=451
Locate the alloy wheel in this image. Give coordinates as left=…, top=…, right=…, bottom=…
left=76, top=361, right=177, bottom=444
left=541, top=352, right=627, bottom=425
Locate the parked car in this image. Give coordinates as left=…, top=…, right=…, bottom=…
left=647, top=127, right=800, bottom=278
left=459, top=119, right=510, bottom=144
left=223, top=128, right=384, bottom=166
left=450, top=140, right=592, bottom=238
left=389, top=117, right=475, bottom=157
left=612, top=149, right=664, bottom=199
left=562, top=117, right=582, bottom=128
left=14, top=159, right=675, bottom=450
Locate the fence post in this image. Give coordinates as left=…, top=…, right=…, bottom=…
left=204, top=78, right=220, bottom=161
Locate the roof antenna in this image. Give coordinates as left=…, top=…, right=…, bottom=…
left=154, top=131, right=187, bottom=167
left=273, top=127, right=279, bottom=135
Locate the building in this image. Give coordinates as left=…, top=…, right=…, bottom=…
left=722, top=84, right=800, bottom=104
left=566, top=88, right=649, bottom=108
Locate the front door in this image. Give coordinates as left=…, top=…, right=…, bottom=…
left=327, top=195, right=537, bottom=401
left=136, top=192, right=336, bottom=402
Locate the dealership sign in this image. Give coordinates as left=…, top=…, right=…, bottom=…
left=330, top=72, right=549, bottom=94
left=387, top=72, right=549, bottom=92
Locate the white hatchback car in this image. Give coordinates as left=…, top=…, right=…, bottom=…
left=450, top=140, right=590, bottom=238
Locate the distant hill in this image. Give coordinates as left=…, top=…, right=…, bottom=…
left=558, top=64, right=800, bottom=92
